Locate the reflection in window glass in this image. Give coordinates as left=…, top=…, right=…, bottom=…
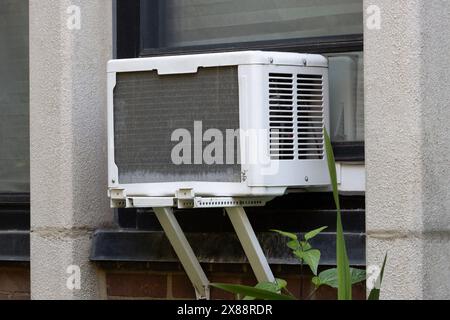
left=0, top=0, right=29, bottom=192
left=145, top=1, right=364, bottom=143
left=328, top=52, right=364, bottom=142
left=158, top=0, right=363, bottom=47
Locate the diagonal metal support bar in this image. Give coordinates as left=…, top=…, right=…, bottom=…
left=152, top=203, right=274, bottom=299
left=153, top=207, right=210, bottom=299
left=226, top=206, right=275, bottom=283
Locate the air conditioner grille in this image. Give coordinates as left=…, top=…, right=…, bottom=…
left=113, top=66, right=242, bottom=184
left=297, top=74, right=324, bottom=160
left=269, top=73, right=294, bottom=160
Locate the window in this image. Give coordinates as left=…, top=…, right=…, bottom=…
left=142, top=0, right=362, bottom=48
left=0, top=0, right=29, bottom=194
left=328, top=52, right=364, bottom=142
left=117, top=0, right=364, bottom=160
left=113, top=0, right=366, bottom=262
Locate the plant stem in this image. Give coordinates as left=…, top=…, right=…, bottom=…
left=300, top=261, right=304, bottom=299
left=282, top=287, right=296, bottom=299
left=306, top=288, right=319, bottom=300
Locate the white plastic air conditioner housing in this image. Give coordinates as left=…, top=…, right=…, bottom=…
left=107, top=51, right=330, bottom=207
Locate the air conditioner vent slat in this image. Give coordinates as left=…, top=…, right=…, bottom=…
left=296, top=74, right=324, bottom=160
left=268, top=73, right=294, bottom=160
left=270, top=142, right=296, bottom=146
left=270, top=93, right=294, bottom=97
left=298, top=106, right=322, bottom=109
left=298, top=87, right=323, bottom=91
left=270, top=111, right=293, bottom=115
left=298, top=102, right=323, bottom=106
left=297, top=117, right=323, bottom=120
left=298, top=112, right=323, bottom=115
left=270, top=101, right=293, bottom=105
left=268, top=72, right=325, bottom=161
left=270, top=90, right=293, bottom=94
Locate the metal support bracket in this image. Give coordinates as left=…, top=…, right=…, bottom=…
left=226, top=207, right=275, bottom=283
left=153, top=207, right=210, bottom=299
left=150, top=198, right=275, bottom=299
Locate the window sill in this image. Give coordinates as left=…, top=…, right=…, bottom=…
left=90, top=229, right=365, bottom=267
left=0, top=231, right=29, bottom=262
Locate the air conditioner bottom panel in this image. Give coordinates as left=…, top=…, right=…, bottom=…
left=116, top=182, right=288, bottom=198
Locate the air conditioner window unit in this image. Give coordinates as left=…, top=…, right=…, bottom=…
left=107, top=51, right=330, bottom=207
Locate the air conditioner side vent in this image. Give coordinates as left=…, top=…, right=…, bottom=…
left=297, top=74, right=324, bottom=160
left=268, top=73, right=294, bottom=160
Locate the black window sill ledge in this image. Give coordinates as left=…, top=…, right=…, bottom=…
left=0, top=231, right=30, bottom=262
left=333, top=142, right=365, bottom=162
left=90, top=229, right=365, bottom=267
left=0, top=228, right=365, bottom=266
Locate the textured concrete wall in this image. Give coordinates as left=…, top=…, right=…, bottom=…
left=30, top=0, right=112, bottom=299
left=365, top=0, right=450, bottom=299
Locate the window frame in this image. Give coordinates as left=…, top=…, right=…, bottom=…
left=0, top=1, right=30, bottom=234
left=116, top=0, right=365, bottom=161
left=0, top=194, right=30, bottom=221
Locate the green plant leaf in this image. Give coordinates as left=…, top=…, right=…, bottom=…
left=336, top=210, right=351, bottom=299
left=311, top=276, right=321, bottom=288
left=368, top=253, right=388, bottom=300
left=243, top=279, right=287, bottom=300
left=256, top=279, right=287, bottom=291
left=210, top=283, right=295, bottom=300
left=301, top=249, right=321, bottom=276
left=275, top=278, right=288, bottom=289
left=314, top=268, right=338, bottom=288
left=350, top=268, right=366, bottom=285
left=304, top=226, right=328, bottom=241
left=287, top=239, right=300, bottom=251
left=324, top=128, right=351, bottom=300
left=293, top=250, right=304, bottom=263
left=313, top=268, right=366, bottom=289
left=324, top=129, right=340, bottom=212
left=300, top=241, right=312, bottom=251
left=271, top=230, right=298, bottom=240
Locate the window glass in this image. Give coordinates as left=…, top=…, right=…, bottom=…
left=328, top=52, right=364, bottom=142
left=156, top=0, right=363, bottom=48
left=0, top=0, right=29, bottom=192
left=139, top=0, right=364, bottom=143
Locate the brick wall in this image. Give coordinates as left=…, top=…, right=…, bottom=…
left=0, top=261, right=365, bottom=300
left=0, top=263, right=30, bottom=300
left=102, top=262, right=366, bottom=300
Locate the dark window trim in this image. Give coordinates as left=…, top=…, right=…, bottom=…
left=116, top=0, right=141, bottom=59
left=136, top=0, right=363, bottom=57
left=91, top=230, right=365, bottom=267
left=0, top=0, right=31, bottom=261
left=115, top=0, right=365, bottom=161
left=140, top=34, right=363, bottom=57
left=332, top=142, right=365, bottom=162
left=0, top=193, right=30, bottom=230
left=0, top=193, right=30, bottom=205
left=0, top=231, right=29, bottom=262
left=0, top=193, right=30, bottom=261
